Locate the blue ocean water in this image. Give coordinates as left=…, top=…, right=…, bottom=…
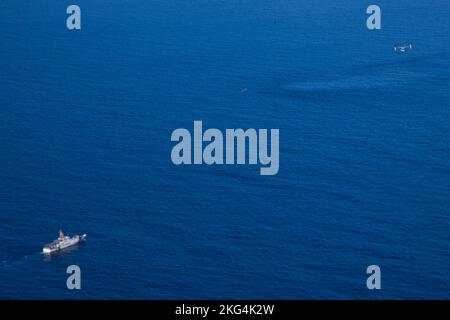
left=0, top=0, right=449, bottom=299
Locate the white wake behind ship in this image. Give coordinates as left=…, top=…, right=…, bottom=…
left=42, top=231, right=87, bottom=254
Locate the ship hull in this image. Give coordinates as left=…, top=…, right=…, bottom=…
left=42, top=234, right=86, bottom=254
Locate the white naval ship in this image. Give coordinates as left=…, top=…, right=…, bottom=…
left=42, top=231, right=87, bottom=254
left=394, top=43, right=412, bottom=53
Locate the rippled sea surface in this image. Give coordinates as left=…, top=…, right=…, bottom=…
left=0, top=0, right=449, bottom=299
